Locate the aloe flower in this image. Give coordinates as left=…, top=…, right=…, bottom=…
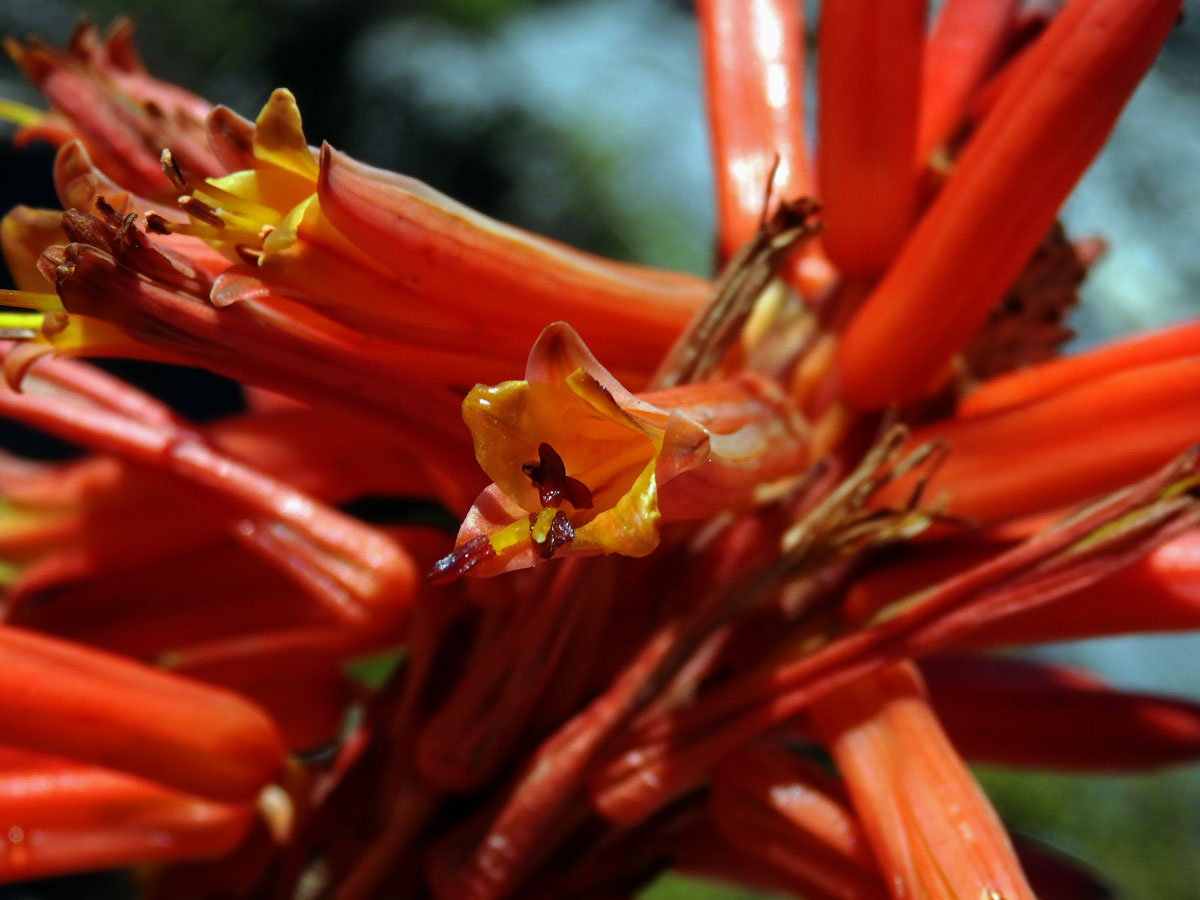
left=0, top=2, right=1197, bottom=898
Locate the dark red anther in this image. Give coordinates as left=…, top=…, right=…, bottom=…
left=522, top=442, right=594, bottom=510
left=427, top=534, right=496, bottom=584
left=161, top=148, right=188, bottom=191
left=534, top=511, right=576, bottom=560
left=144, top=213, right=172, bottom=235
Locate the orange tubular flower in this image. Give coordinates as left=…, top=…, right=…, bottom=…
left=917, top=0, right=1022, bottom=164
left=874, top=356, right=1200, bottom=527
left=0, top=0, right=1198, bottom=897
left=810, top=662, right=1038, bottom=900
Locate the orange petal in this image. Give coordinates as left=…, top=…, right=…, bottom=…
left=0, top=752, right=253, bottom=883
left=0, top=206, right=64, bottom=292
left=837, top=0, right=1182, bottom=407
left=447, top=323, right=808, bottom=576
left=168, top=631, right=353, bottom=752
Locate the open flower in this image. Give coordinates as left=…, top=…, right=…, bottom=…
left=0, top=1, right=1197, bottom=898
left=439, top=321, right=809, bottom=577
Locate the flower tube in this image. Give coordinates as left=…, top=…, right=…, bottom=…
left=837, top=0, right=1183, bottom=407
left=810, top=662, right=1037, bottom=900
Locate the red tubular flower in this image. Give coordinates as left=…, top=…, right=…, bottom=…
left=0, top=355, right=419, bottom=637
left=891, top=357, right=1200, bottom=526
left=590, top=455, right=1200, bottom=826
left=816, top=0, right=923, bottom=278
left=0, top=749, right=254, bottom=882
left=316, top=146, right=706, bottom=388
left=0, top=626, right=284, bottom=803
left=917, top=0, right=1022, bottom=163
left=837, top=0, right=1182, bottom=407
left=707, top=746, right=887, bottom=900
left=960, top=318, right=1200, bottom=417
left=699, top=0, right=810, bottom=263
left=923, top=654, right=1200, bottom=771
left=845, top=528, right=1200, bottom=646
left=0, top=1, right=1197, bottom=897
left=3, top=20, right=220, bottom=197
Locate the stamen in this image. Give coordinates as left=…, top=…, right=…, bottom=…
left=0, top=98, right=44, bottom=127
left=534, top=510, right=575, bottom=560
left=92, top=197, right=142, bottom=250
left=0, top=290, right=63, bottom=313
left=427, top=448, right=587, bottom=581
left=522, top=442, right=594, bottom=510
left=427, top=534, right=496, bottom=584
left=179, top=196, right=226, bottom=228
left=652, top=196, right=823, bottom=389
left=192, top=182, right=281, bottom=223
left=159, top=149, right=279, bottom=238
left=160, top=148, right=187, bottom=192
left=529, top=507, right=558, bottom=543
left=144, top=213, right=172, bottom=235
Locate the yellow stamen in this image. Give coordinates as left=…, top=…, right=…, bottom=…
left=191, top=180, right=284, bottom=224
left=0, top=290, right=64, bottom=313
left=488, top=518, right=532, bottom=555
left=0, top=99, right=43, bottom=127
left=529, top=508, right=559, bottom=544
left=164, top=220, right=269, bottom=246
left=0, top=311, right=45, bottom=335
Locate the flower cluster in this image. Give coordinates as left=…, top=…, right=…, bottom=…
left=0, top=2, right=1198, bottom=898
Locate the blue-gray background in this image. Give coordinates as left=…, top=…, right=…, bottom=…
left=1, top=1, right=1198, bottom=897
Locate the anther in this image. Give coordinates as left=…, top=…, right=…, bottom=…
left=235, top=245, right=264, bottom=265
left=534, top=510, right=575, bottom=560
left=427, top=535, right=496, bottom=584
left=160, top=148, right=188, bottom=192
left=144, top=213, right=172, bottom=235
left=180, top=196, right=225, bottom=228
left=522, top=442, right=594, bottom=510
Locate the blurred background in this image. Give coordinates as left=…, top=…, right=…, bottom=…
left=1, top=1, right=1198, bottom=897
